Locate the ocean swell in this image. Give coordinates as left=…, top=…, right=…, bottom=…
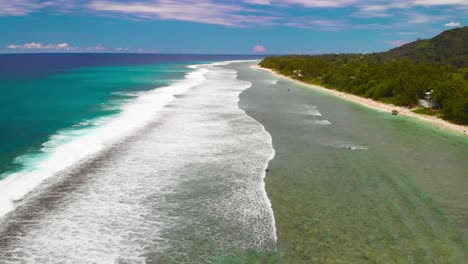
left=0, top=66, right=208, bottom=218
left=0, top=61, right=277, bottom=262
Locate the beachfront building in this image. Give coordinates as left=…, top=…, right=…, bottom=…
left=292, top=70, right=303, bottom=78
left=419, top=90, right=437, bottom=108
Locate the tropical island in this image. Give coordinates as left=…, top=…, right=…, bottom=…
left=1, top=0, right=468, bottom=262
left=260, top=26, right=468, bottom=127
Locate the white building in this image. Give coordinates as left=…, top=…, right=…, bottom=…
left=292, top=70, right=303, bottom=78
left=419, top=90, right=437, bottom=108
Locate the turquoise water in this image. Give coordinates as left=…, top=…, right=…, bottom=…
left=0, top=60, right=276, bottom=263
left=0, top=63, right=191, bottom=177
left=0, top=59, right=466, bottom=263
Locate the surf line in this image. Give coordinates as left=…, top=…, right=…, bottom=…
left=225, top=60, right=278, bottom=244
left=0, top=65, right=209, bottom=219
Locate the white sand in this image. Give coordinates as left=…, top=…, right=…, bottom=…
left=254, top=65, right=468, bottom=136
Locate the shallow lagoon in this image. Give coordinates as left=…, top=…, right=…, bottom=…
left=235, top=61, right=468, bottom=263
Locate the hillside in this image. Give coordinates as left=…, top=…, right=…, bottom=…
left=384, top=26, right=468, bottom=67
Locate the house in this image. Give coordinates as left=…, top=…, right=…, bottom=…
left=419, top=90, right=437, bottom=108
left=292, top=70, right=303, bottom=78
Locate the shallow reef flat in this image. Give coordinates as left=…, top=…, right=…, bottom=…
left=235, top=61, right=468, bottom=263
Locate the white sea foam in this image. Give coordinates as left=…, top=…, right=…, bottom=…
left=312, top=120, right=332, bottom=125
left=0, top=61, right=277, bottom=262
left=304, top=104, right=322, bottom=116
left=212, top=59, right=260, bottom=67
left=263, top=79, right=278, bottom=85
left=288, top=104, right=322, bottom=117
left=233, top=75, right=277, bottom=244
left=0, top=66, right=209, bottom=218
left=253, top=116, right=277, bottom=243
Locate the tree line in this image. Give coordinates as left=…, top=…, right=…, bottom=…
left=260, top=55, right=468, bottom=125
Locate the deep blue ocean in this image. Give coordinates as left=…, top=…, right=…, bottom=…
left=0, top=54, right=261, bottom=178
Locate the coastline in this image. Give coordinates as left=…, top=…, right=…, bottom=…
left=254, top=64, right=468, bottom=136
left=236, top=61, right=468, bottom=262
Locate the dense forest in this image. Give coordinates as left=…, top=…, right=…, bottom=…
left=260, top=27, right=468, bottom=125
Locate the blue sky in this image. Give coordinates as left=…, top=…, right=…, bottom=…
left=1, top=0, right=467, bottom=54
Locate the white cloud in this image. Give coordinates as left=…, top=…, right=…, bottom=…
left=4, top=42, right=115, bottom=52
left=24, top=42, right=43, bottom=48
left=0, top=1, right=42, bottom=16
left=444, top=21, right=461, bottom=27
left=57, top=43, right=70, bottom=48
left=245, top=0, right=468, bottom=8
left=283, top=18, right=347, bottom=31
left=84, top=0, right=466, bottom=30
left=413, top=0, right=468, bottom=6
left=6, top=42, right=71, bottom=49
left=401, top=12, right=447, bottom=25
left=407, top=13, right=433, bottom=23
left=272, top=0, right=360, bottom=8
left=88, top=0, right=277, bottom=27
left=352, top=2, right=411, bottom=18
left=1, top=0, right=466, bottom=32
left=244, top=0, right=272, bottom=5
left=0, top=0, right=77, bottom=16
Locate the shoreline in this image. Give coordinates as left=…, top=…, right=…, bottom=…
left=254, top=64, right=468, bottom=136
left=237, top=61, right=468, bottom=262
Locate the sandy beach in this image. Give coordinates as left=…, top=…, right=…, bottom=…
left=254, top=65, right=468, bottom=136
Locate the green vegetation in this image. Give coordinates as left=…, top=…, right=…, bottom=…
left=260, top=26, right=468, bottom=125
left=386, top=27, right=468, bottom=67
left=412, top=108, right=439, bottom=116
